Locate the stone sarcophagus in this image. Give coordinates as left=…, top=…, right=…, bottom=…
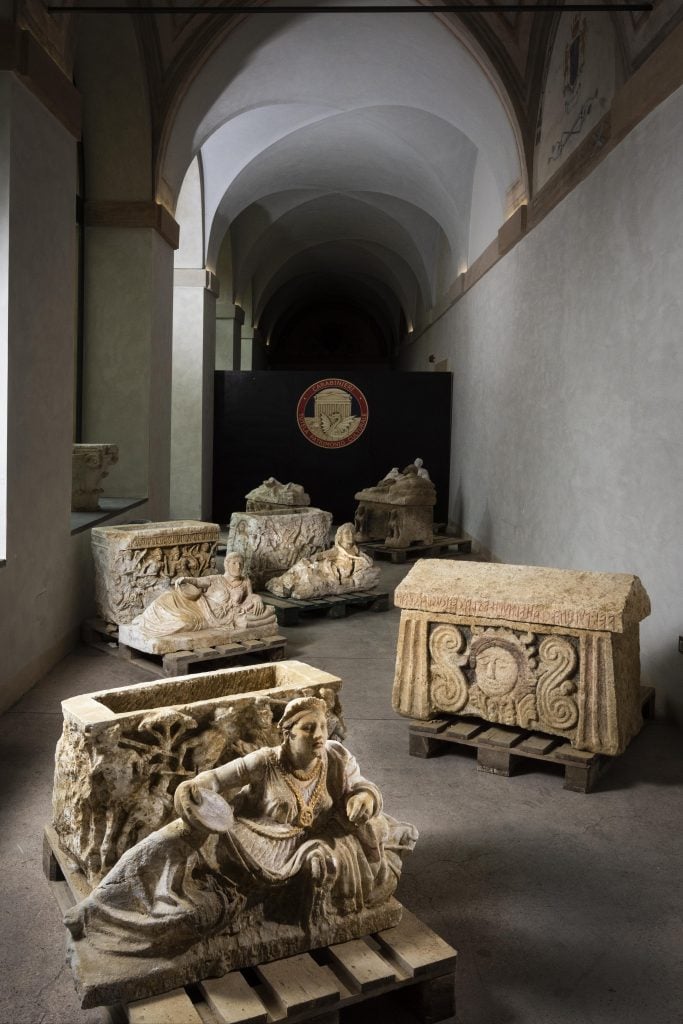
left=355, top=465, right=436, bottom=549
left=52, top=660, right=343, bottom=887
left=92, top=520, right=219, bottom=626
left=227, top=507, right=332, bottom=590
left=392, top=560, right=651, bottom=756
left=52, top=664, right=417, bottom=1010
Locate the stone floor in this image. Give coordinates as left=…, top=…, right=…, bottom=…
left=1, top=557, right=682, bottom=1024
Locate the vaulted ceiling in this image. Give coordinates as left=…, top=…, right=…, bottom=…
left=55, top=0, right=683, bottom=355
left=165, top=2, right=530, bottom=345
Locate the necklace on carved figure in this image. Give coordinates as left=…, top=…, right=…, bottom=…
left=278, top=754, right=327, bottom=828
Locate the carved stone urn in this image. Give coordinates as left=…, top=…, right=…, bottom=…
left=72, top=443, right=119, bottom=512
left=392, top=559, right=651, bottom=756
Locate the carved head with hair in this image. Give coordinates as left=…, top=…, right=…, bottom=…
left=334, top=522, right=358, bottom=554
left=278, top=696, right=328, bottom=738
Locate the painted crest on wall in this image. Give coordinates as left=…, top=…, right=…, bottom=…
left=563, top=15, right=586, bottom=112
left=296, top=378, right=369, bottom=449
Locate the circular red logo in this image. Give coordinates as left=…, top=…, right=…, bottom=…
left=296, top=378, right=369, bottom=449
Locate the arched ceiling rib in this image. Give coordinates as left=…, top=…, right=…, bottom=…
left=254, top=243, right=420, bottom=329
left=163, top=6, right=522, bottom=206
left=261, top=271, right=402, bottom=355
left=204, top=106, right=478, bottom=270
left=166, top=1, right=524, bottom=338
left=231, top=191, right=445, bottom=312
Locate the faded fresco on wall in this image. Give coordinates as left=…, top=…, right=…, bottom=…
left=535, top=13, right=618, bottom=191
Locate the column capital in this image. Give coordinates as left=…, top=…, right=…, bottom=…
left=85, top=201, right=180, bottom=250
left=173, top=267, right=219, bottom=295
left=0, top=25, right=81, bottom=138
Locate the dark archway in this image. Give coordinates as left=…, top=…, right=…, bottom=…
left=268, top=300, right=390, bottom=368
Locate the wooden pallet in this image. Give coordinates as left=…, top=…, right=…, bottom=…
left=408, top=687, right=656, bottom=793
left=260, top=590, right=389, bottom=627
left=82, top=618, right=287, bottom=677
left=360, top=537, right=471, bottom=565
left=44, top=827, right=457, bottom=1024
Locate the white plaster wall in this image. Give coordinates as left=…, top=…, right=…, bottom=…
left=0, top=78, right=88, bottom=710
left=175, top=157, right=205, bottom=270
left=215, top=319, right=234, bottom=370
left=468, top=151, right=503, bottom=265
left=147, top=233, right=174, bottom=520
left=0, top=82, right=9, bottom=561
left=402, top=86, right=683, bottom=722
left=82, top=228, right=174, bottom=509
left=76, top=16, right=152, bottom=201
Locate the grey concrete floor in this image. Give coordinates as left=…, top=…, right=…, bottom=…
left=1, top=558, right=682, bottom=1024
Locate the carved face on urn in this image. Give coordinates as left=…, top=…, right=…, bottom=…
left=471, top=642, right=521, bottom=696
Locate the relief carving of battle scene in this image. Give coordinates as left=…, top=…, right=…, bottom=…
left=92, top=521, right=220, bottom=626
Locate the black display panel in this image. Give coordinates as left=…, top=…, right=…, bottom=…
left=213, top=370, right=452, bottom=525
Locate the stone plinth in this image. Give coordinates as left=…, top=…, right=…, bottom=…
left=227, top=508, right=332, bottom=590
left=52, top=660, right=342, bottom=885
left=69, top=895, right=403, bottom=1010
left=119, top=618, right=278, bottom=654
left=392, top=560, right=651, bottom=756
left=355, top=471, right=436, bottom=548
left=245, top=477, right=311, bottom=512
left=72, top=444, right=119, bottom=512
left=92, top=520, right=219, bottom=626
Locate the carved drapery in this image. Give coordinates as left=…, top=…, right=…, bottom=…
left=53, top=679, right=344, bottom=884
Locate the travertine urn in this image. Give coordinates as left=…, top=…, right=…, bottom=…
left=355, top=470, right=436, bottom=548
left=52, top=660, right=342, bottom=885
left=227, top=507, right=332, bottom=590
left=52, top=662, right=418, bottom=1011
left=91, top=519, right=219, bottom=626
left=72, top=443, right=119, bottom=512
left=392, top=560, right=651, bottom=756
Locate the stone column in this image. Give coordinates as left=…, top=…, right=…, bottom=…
left=170, top=268, right=219, bottom=520
left=216, top=302, right=243, bottom=371
left=240, top=315, right=255, bottom=370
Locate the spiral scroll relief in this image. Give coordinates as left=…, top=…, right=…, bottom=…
left=428, top=624, right=469, bottom=713
left=425, top=621, right=582, bottom=735
left=536, top=636, right=579, bottom=732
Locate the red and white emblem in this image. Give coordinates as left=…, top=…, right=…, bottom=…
left=296, top=378, right=369, bottom=449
